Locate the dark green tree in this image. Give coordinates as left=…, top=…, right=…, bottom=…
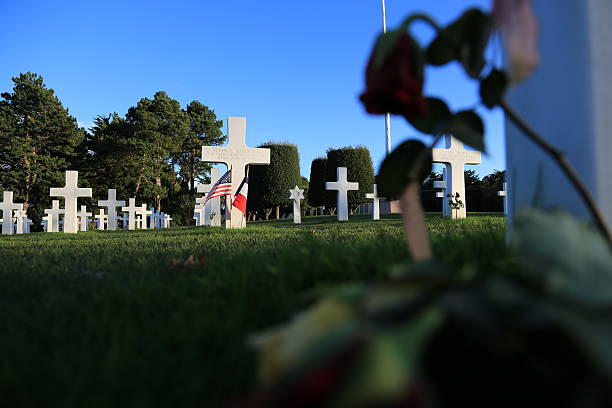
left=325, top=146, right=375, bottom=213
left=125, top=91, right=189, bottom=210
left=178, top=101, right=225, bottom=193
left=248, top=143, right=300, bottom=219
left=0, top=72, right=84, bottom=223
left=308, top=157, right=327, bottom=208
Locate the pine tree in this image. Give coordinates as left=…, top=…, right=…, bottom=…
left=0, top=72, right=84, bottom=222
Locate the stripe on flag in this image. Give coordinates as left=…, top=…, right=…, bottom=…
left=204, top=169, right=232, bottom=204
left=232, top=176, right=249, bottom=214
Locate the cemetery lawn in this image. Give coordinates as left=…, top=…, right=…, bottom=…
left=0, top=214, right=506, bottom=407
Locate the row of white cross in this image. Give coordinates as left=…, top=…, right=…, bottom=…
left=0, top=170, right=173, bottom=235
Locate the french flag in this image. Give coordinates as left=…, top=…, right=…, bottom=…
left=232, top=176, right=249, bottom=215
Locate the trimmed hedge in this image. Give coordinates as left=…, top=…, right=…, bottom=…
left=325, top=146, right=375, bottom=211
left=307, top=157, right=327, bottom=208
left=248, top=142, right=301, bottom=217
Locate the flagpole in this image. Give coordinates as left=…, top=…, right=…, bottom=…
left=381, top=0, right=392, bottom=155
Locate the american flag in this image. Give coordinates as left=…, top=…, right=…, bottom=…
left=204, top=169, right=232, bottom=204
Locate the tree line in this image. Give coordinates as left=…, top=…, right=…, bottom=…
left=0, top=72, right=506, bottom=229
left=0, top=72, right=225, bottom=227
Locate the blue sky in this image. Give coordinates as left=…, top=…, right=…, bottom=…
left=0, top=0, right=505, bottom=178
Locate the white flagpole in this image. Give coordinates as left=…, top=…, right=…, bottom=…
left=381, top=0, right=392, bottom=155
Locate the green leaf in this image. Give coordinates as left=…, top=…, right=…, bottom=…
left=425, top=8, right=491, bottom=78
left=377, top=140, right=432, bottom=198
left=448, top=110, right=485, bottom=152
left=480, top=69, right=508, bottom=108
left=407, top=97, right=452, bottom=135
left=513, top=209, right=612, bottom=308
left=373, top=29, right=404, bottom=68
left=425, top=29, right=458, bottom=66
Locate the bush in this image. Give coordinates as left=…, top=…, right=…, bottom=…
left=248, top=142, right=300, bottom=219
left=325, top=146, right=375, bottom=212
left=307, top=157, right=327, bottom=208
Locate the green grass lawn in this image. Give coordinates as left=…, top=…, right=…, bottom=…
left=0, top=214, right=506, bottom=407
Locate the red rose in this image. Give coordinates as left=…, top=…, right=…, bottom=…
left=360, top=32, right=428, bottom=120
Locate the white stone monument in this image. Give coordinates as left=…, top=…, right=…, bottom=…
left=433, top=168, right=450, bottom=217
left=147, top=208, right=157, bottom=229
left=432, top=136, right=481, bottom=219
left=504, top=0, right=612, bottom=231
left=78, top=205, right=92, bottom=231
left=41, top=218, right=49, bottom=232
left=136, top=206, right=151, bottom=229
left=0, top=191, right=23, bottom=235
left=196, top=168, right=222, bottom=227
left=117, top=213, right=128, bottom=229
left=288, top=185, right=304, bottom=224
left=326, top=167, right=359, bottom=222
left=44, top=200, right=64, bottom=233
left=121, top=198, right=140, bottom=230
left=50, top=171, right=92, bottom=233
left=95, top=209, right=108, bottom=230
left=497, top=182, right=508, bottom=217
left=14, top=209, right=27, bottom=234
left=193, top=207, right=204, bottom=226
left=201, top=118, right=270, bottom=229
left=163, top=213, right=172, bottom=228
left=25, top=218, right=33, bottom=233
left=365, top=184, right=385, bottom=220
left=98, top=189, right=126, bottom=231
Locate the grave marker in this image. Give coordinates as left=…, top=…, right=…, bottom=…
left=98, top=189, right=125, bottom=231
left=365, top=184, right=385, bottom=220
left=288, top=185, right=304, bottom=224
left=14, top=209, right=27, bottom=234
left=0, top=191, right=23, bottom=235
left=201, top=118, right=270, bottom=229
left=78, top=205, right=92, bottom=231
left=44, top=200, right=64, bottom=233
left=50, top=171, right=92, bottom=233
left=325, top=167, right=359, bottom=222
left=432, top=136, right=481, bottom=219
left=95, top=209, right=108, bottom=230
left=196, top=168, right=221, bottom=226
left=121, top=198, right=140, bottom=230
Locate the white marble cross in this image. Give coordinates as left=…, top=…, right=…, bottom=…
left=50, top=170, right=92, bottom=233
left=41, top=218, right=49, bottom=232
left=95, top=209, right=108, bottom=230
left=432, top=136, right=481, bottom=219
left=25, top=218, right=33, bottom=233
left=78, top=205, right=92, bottom=231
left=44, top=200, right=64, bottom=233
left=157, top=211, right=165, bottom=228
left=147, top=208, right=157, bottom=229
left=117, top=213, right=128, bottom=229
left=0, top=191, right=23, bottom=235
left=193, top=207, right=204, bottom=226
left=121, top=198, right=140, bottom=230
left=433, top=168, right=450, bottom=217
left=497, top=182, right=508, bottom=217
left=201, top=118, right=270, bottom=229
left=98, top=189, right=125, bottom=231
left=14, top=208, right=27, bottom=234
left=196, top=168, right=221, bottom=226
left=326, top=167, right=359, bottom=222
left=365, top=184, right=385, bottom=220
left=288, top=185, right=305, bottom=224
left=136, top=206, right=151, bottom=229
left=163, top=214, right=172, bottom=228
